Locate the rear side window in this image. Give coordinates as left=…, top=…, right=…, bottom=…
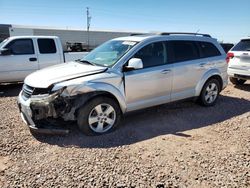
left=198, top=42, right=221, bottom=58
left=232, top=40, right=250, bottom=51
left=133, top=42, right=166, bottom=68
left=6, top=39, right=34, bottom=55
left=168, top=40, right=199, bottom=63
left=38, top=39, right=57, bottom=54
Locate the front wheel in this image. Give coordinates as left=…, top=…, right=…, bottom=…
left=199, top=79, right=220, bottom=106
left=229, top=77, right=246, bottom=85
left=77, top=97, right=122, bottom=136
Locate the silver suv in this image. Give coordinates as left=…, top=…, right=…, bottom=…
left=18, top=33, right=228, bottom=135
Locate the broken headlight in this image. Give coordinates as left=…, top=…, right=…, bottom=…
left=30, top=87, right=66, bottom=102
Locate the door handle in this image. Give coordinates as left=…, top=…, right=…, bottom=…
left=29, top=57, right=37, bottom=62
left=161, top=69, right=171, bottom=74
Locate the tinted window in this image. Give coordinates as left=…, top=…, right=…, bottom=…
left=134, top=42, right=166, bottom=68
left=168, top=41, right=199, bottom=63
left=220, top=43, right=234, bottom=53
left=199, top=42, right=221, bottom=58
left=6, top=39, right=34, bottom=55
left=232, top=40, right=250, bottom=51
left=38, top=39, right=56, bottom=54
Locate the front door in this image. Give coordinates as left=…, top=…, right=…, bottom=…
left=0, top=39, right=38, bottom=82
left=124, top=41, right=173, bottom=112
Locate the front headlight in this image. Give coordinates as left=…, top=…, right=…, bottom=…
left=30, top=87, right=66, bottom=102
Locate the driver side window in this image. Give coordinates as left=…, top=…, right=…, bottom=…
left=5, top=39, right=34, bottom=55
left=133, top=42, right=167, bottom=68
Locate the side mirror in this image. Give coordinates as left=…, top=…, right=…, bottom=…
left=124, top=58, right=143, bottom=71
left=0, top=48, right=11, bottom=55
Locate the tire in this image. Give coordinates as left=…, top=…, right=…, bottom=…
left=199, top=79, right=220, bottom=106
left=77, top=97, right=122, bottom=136
left=229, top=77, right=246, bottom=85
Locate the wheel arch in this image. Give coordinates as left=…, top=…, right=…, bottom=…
left=195, top=69, right=223, bottom=96
left=80, top=90, right=124, bottom=111
left=69, top=82, right=127, bottom=114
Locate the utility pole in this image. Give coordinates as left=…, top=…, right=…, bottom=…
left=86, top=7, right=91, bottom=51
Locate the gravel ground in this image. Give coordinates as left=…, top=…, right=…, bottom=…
left=0, top=82, right=249, bottom=187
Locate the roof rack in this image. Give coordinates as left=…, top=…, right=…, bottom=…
left=159, top=32, right=211, bottom=38
left=130, top=33, right=144, bottom=36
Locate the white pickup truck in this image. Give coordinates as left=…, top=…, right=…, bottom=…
left=0, top=36, right=88, bottom=83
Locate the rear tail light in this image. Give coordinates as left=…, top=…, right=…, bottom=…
left=226, top=52, right=234, bottom=63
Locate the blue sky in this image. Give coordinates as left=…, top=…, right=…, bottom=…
left=0, top=0, right=249, bottom=43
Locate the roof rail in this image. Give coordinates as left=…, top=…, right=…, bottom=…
left=159, top=32, right=211, bottom=37
left=130, top=33, right=144, bottom=36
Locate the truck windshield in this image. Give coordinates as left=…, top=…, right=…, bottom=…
left=81, top=40, right=137, bottom=67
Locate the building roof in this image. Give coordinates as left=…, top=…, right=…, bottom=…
left=9, top=24, right=141, bottom=34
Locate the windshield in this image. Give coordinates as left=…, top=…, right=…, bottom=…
left=0, top=38, right=9, bottom=49
left=81, top=40, right=137, bottom=67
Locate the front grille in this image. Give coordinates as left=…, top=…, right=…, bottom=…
left=22, top=84, right=34, bottom=100
left=21, top=84, right=51, bottom=100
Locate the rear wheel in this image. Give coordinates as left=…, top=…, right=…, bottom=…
left=229, top=77, right=246, bottom=85
left=199, top=79, right=220, bottom=106
left=77, top=97, right=122, bottom=136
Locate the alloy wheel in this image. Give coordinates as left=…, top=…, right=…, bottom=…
left=204, top=83, right=218, bottom=104
left=88, top=103, right=116, bottom=133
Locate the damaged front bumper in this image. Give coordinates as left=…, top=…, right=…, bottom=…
left=17, top=90, right=70, bottom=135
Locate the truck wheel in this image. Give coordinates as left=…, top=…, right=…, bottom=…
left=199, top=79, right=220, bottom=106
left=77, top=97, right=122, bottom=136
left=229, top=77, right=246, bottom=85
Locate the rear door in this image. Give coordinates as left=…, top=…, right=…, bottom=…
left=36, top=38, right=62, bottom=69
left=168, top=40, right=221, bottom=101
left=0, top=38, right=38, bottom=82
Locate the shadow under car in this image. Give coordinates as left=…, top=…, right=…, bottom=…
left=33, top=95, right=250, bottom=148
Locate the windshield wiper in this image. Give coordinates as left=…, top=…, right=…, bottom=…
left=77, top=59, right=96, bottom=66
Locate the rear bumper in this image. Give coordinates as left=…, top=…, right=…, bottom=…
left=228, top=67, right=250, bottom=80
left=17, top=92, right=69, bottom=135
left=232, top=74, right=250, bottom=80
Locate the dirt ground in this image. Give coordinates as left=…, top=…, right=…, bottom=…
left=0, top=82, right=249, bottom=187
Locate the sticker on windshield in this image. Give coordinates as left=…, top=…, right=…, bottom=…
left=122, top=41, right=136, bottom=46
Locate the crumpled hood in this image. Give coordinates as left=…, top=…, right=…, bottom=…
left=24, top=61, right=107, bottom=88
